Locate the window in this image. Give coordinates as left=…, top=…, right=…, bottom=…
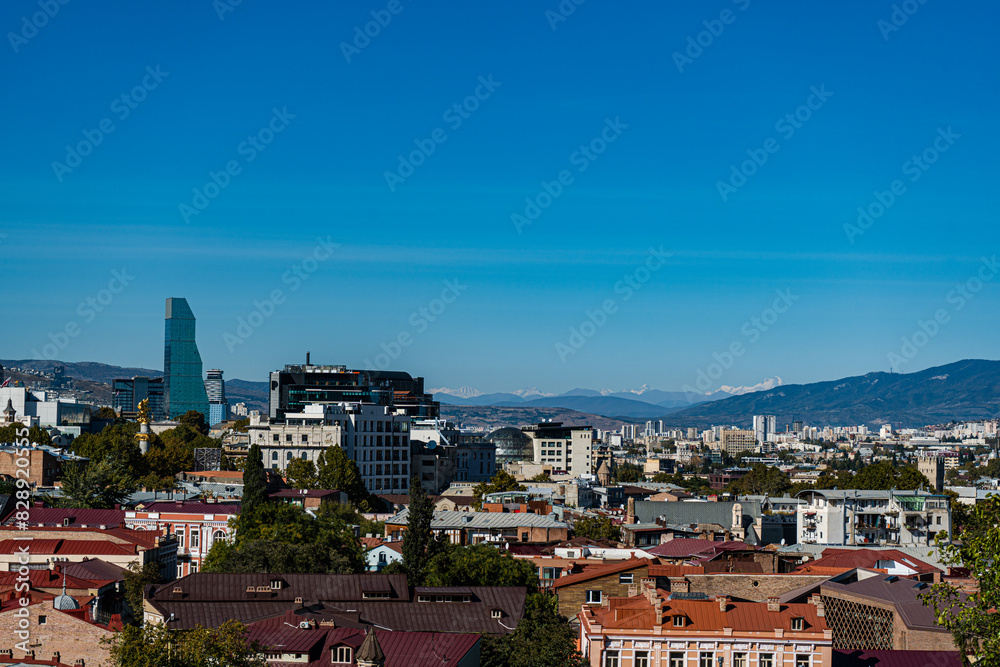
left=521, top=532, right=528, bottom=542
left=669, top=653, right=684, bottom=667
left=791, top=617, right=804, bottom=631
left=619, top=573, right=633, bottom=584
left=189, top=563, right=198, bottom=574
left=287, top=452, right=293, bottom=460
left=176, top=564, right=184, bottom=578
left=176, top=529, right=185, bottom=549
left=271, top=452, right=278, bottom=461
left=636, top=651, right=649, bottom=667
left=673, top=615, right=685, bottom=627
left=491, top=609, right=502, bottom=618
left=335, top=646, right=352, bottom=663
left=286, top=434, right=292, bottom=442
left=603, top=650, right=619, bottom=667
left=733, top=653, right=747, bottom=667
left=795, top=656, right=810, bottom=667
left=302, top=434, right=308, bottom=442
left=760, top=654, right=774, bottom=667
left=699, top=653, right=714, bottom=667
left=585, top=589, right=602, bottom=604
left=38, top=615, right=46, bottom=625
left=212, top=530, right=227, bottom=544
left=272, top=434, right=279, bottom=442
left=190, top=530, right=200, bottom=549
left=936, top=515, right=942, bottom=525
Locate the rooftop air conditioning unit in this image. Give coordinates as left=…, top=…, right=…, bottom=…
left=299, top=622, right=310, bottom=629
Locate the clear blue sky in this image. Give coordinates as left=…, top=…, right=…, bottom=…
left=3, top=0, right=997, bottom=393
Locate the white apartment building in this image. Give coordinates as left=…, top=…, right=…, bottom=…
left=796, top=489, right=951, bottom=547
left=523, top=421, right=594, bottom=477
left=249, top=402, right=411, bottom=493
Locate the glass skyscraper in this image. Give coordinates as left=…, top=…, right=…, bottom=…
left=204, top=368, right=230, bottom=426
left=164, top=297, right=210, bottom=420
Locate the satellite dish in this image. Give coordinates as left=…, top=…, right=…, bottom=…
left=427, top=440, right=437, bottom=449
left=780, top=539, right=786, bottom=546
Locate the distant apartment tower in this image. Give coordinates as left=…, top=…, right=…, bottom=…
left=112, top=376, right=166, bottom=420
left=753, top=414, right=776, bottom=448
left=917, top=455, right=945, bottom=491
left=621, top=424, right=637, bottom=440
left=164, top=298, right=210, bottom=420
left=792, top=419, right=804, bottom=435
left=268, top=361, right=438, bottom=422
left=204, top=369, right=230, bottom=426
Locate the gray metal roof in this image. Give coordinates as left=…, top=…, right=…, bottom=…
left=387, top=509, right=567, bottom=530
left=633, top=500, right=762, bottom=526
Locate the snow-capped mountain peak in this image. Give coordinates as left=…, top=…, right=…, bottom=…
left=428, top=386, right=482, bottom=399
left=716, top=377, right=783, bottom=395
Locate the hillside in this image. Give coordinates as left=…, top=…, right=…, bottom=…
left=439, top=405, right=630, bottom=432
left=663, top=359, right=1000, bottom=428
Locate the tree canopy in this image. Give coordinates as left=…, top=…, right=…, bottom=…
left=572, top=515, right=621, bottom=542
left=924, top=494, right=1000, bottom=665
left=103, top=619, right=265, bottom=667
left=242, top=443, right=267, bottom=517
left=400, top=475, right=436, bottom=584
left=316, top=445, right=378, bottom=510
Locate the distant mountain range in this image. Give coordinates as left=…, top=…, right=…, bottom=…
left=428, top=378, right=785, bottom=418
left=663, top=359, right=1000, bottom=429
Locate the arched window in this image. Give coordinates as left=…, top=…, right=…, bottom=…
left=213, top=530, right=227, bottom=543
left=271, top=452, right=278, bottom=461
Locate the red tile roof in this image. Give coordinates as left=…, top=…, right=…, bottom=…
left=2, top=507, right=126, bottom=528
left=799, top=549, right=941, bottom=577
left=0, top=538, right=137, bottom=556
left=138, top=501, right=240, bottom=515
left=551, top=557, right=655, bottom=589
left=0, top=525, right=163, bottom=549
left=0, top=568, right=113, bottom=590
left=646, top=539, right=751, bottom=558
left=590, top=593, right=829, bottom=634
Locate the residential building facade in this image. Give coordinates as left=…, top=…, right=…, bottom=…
left=523, top=421, right=594, bottom=477
left=796, top=490, right=951, bottom=547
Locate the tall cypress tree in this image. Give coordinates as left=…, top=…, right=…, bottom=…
left=242, top=443, right=267, bottom=516
left=402, top=475, right=433, bottom=585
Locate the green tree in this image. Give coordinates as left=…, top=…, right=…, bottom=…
left=923, top=495, right=1000, bottom=665
left=424, top=543, right=539, bottom=589
left=401, top=475, right=435, bottom=584
left=651, top=472, right=672, bottom=483
left=204, top=501, right=364, bottom=574
left=103, top=619, right=265, bottom=667
left=473, top=470, right=525, bottom=510
left=482, top=593, right=586, bottom=667
left=242, top=443, right=267, bottom=517
left=54, top=458, right=138, bottom=509
left=613, top=462, right=644, bottom=484
left=123, top=561, right=163, bottom=624
left=572, top=516, right=621, bottom=542
left=316, top=446, right=375, bottom=509
left=70, top=422, right=148, bottom=478
left=726, top=463, right=791, bottom=496
left=286, top=458, right=318, bottom=489
left=178, top=410, right=209, bottom=436
left=530, top=471, right=552, bottom=482
left=231, top=418, right=250, bottom=432
left=95, top=406, right=118, bottom=420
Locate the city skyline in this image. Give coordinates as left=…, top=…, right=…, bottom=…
left=4, top=1, right=998, bottom=393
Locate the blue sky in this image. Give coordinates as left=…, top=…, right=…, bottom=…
left=3, top=0, right=997, bottom=393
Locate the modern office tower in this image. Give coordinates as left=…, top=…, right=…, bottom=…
left=164, top=298, right=210, bottom=420
left=268, top=359, right=438, bottom=422
left=793, top=420, right=804, bottom=434
left=113, top=376, right=166, bottom=420
left=204, top=369, right=230, bottom=426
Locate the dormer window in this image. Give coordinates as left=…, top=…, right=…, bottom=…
left=791, top=617, right=804, bottom=631
left=491, top=609, right=503, bottom=619
left=270, top=579, right=283, bottom=590
left=334, top=646, right=352, bottom=663
left=672, top=615, right=685, bottom=627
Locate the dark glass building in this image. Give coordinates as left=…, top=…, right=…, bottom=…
left=164, top=298, right=210, bottom=419
left=112, top=376, right=166, bottom=420
left=268, top=362, right=439, bottom=422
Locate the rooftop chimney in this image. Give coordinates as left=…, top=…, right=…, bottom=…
left=767, top=597, right=780, bottom=612
left=718, top=596, right=729, bottom=613
left=810, top=593, right=825, bottom=617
